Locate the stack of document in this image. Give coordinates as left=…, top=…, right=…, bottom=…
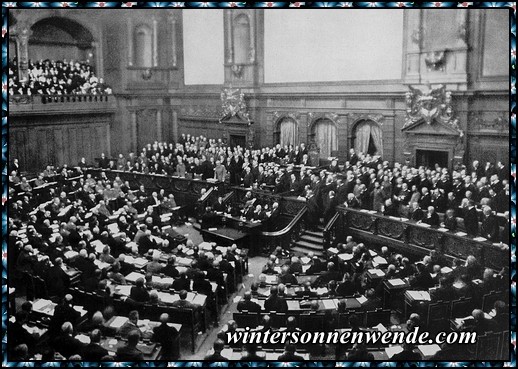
left=406, top=290, right=431, bottom=301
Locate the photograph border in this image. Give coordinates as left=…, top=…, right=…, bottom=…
left=1, top=1, right=515, bottom=367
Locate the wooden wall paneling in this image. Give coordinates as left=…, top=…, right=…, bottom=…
left=54, top=128, right=64, bottom=167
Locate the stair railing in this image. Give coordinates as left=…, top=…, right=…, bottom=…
left=260, top=206, right=308, bottom=254
left=323, top=211, right=342, bottom=249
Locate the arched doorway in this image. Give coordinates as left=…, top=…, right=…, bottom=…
left=29, top=17, right=95, bottom=65
left=312, top=118, right=337, bottom=158
left=352, top=120, right=383, bottom=157
left=275, top=117, right=299, bottom=147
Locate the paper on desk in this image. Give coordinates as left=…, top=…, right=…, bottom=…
left=302, top=265, right=311, bottom=273
left=373, top=323, right=388, bottom=333
left=441, top=266, right=453, bottom=274
left=369, top=269, right=385, bottom=277
left=316, top=287, right=328, bottom=295
left=357, top=295, right=368, bottom=304
left=455, top=231, right=467, bottom=237
left=64, top=250, right=78, bottom=259
left=233, top=296, right=242, bottom=303
left=418, top=344, right=441, bottom=357
left=192, top=294, right=206, bottom=306
left=327, top=247, right=339, bottom=254
left=301, top=257, right=311, bottom=264
left=111, top=316, right=128, bottom=328
left=338, top=253, right=354, bottom=261
left=265, top=275, right=277, bottom=284
left=473, top=237, right=488, bottom=242
left=158, top=293, right=180, bottom=304
left=33, top=299, right=52, bottom=311
left=373, top=256, right=387, bottom=265
left=437, top=227, right=449, bottom=232
left=208, top=227, right=218, bottom=231
left=385, top=345, right=403, bottom=358
left=368, top=249, right=378, bottom=257
left=273, top=266, right=282, bottom=274
left=322, top=299, right=336, bottom=309
left=388, top=278, right=406, bottom=286
left=115, top=285, right=132, bottom=296
left=76, top=334, right=91, bottom=344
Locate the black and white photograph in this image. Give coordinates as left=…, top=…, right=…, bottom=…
left=6, top=5, right=512, bottom=363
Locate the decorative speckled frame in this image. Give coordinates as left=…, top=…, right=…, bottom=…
left=1, top=1, right=515, bottom=367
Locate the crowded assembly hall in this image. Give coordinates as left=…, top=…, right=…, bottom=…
left=7, top=7, right=511, bottom=362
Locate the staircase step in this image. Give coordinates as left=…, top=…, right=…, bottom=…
left=291, top=246, right=324, bottom=257
left=294, top=240, right=324, bottom=251
left=300, top=234, right=324, bottom=244
left=304, top=230, right=324, bottom=238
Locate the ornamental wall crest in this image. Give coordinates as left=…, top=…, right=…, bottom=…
left=219, top=86, right=251, bottom=124
left=403, top=83, right=463, bottom=136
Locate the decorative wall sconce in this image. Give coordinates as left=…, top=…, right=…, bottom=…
left=424, top=50, right=446, bottom=72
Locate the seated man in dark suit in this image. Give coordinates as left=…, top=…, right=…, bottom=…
left=237, top=291, right=262, bottom=313
left=49, top=294, right=81, bottom=339
left=119, top=310, right=141, bottom=339
left=152, top=313, right=179, bottom=360
left=296, top=280, right=318, bottom=298
left=421, top=206, right=440, bottom=227
left=264, top=285, right=288, bottom=313
left=278, top=265, right=298, bottom=285
left=430, top=277, right=457, bottom=302
left=53, top=322, right=85, bottom=359
left=204, top=339, right=228, bottom=361
left=82, top=329, right=109, bottom=361
left=130, top=278, right=150, bottom=303
left=8, top=311, right=38, bottom=357
left=241, top=343, right=265, bottom=361
left=171, top=289, right=196, bottom=309
left=278, top=343, right=305, bottom=361
left=171, top=272, right=191, bottom=292
left=116, top=330, right=144, bottom=361
left=312, top=262, right=342, bottom=288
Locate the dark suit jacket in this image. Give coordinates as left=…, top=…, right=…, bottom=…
left=237, top=299, right=262, bottom=313
left=116, top=345, right=144, bottom=361
left=53, top=334, right=85, bottom=358
left=264, top=295, right=288, bottom=312
left=392, top=350, right=422, bottom=361
left=130, top=286, right=150, bottom=303
left=82, top=343, right=109, bottom=361
left=278, top=353, right=305, bottom=361
left=480, top=214, right=499, bottom=241
left=464, top=207, right=479, bottom=236
left=153, top=323, right=179, bottom=359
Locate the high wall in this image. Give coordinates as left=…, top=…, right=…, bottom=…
left=8, top=8, right=509, bottom=173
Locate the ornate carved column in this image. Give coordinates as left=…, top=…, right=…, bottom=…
left=130, top=110, right=137, bottom=152
left=152, top=16, right=158, bottom=67
left=156, top=109, right=162, bottom=142
left=127, top=18, right=133, bottom=66
left=12, top=24, right=32, bottom=82
left=168, top=13, right=178, bottom=68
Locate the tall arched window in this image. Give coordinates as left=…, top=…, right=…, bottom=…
left=276, top=117, right=298, bottom=147
left=134, top=25, right=153, bottom=68
left=313, top=119, right=338, bottom=158
left=233, top=14, right=250, bottom=64
left=353, top=120, right=383, bottom=157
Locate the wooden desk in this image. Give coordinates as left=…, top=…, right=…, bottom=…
left=31, top=299, right=88, bottom=320
left=98, top=336, right=162, bottom=360
left=200, top=226, right=250, bottom=247
left=382, top=278, right=410, bottom=311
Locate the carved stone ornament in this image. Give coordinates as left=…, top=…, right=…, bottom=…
left=403, top=84, right=464, bottom=137
left=350, top=113, right=384, bottom=126
left=307, top=112, right=338, bottom=126
left=424, top=50, right=446, bottom=71
left=219, top=86, right=251, bottom=124
left=272, top=111, right=301, bottom=122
